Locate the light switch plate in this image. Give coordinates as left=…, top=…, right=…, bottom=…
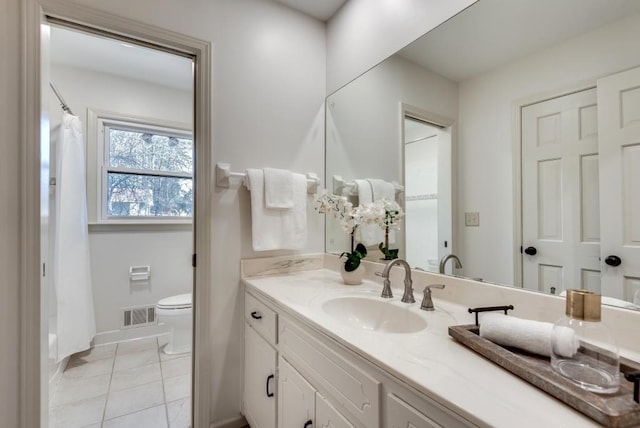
left=465, top=212, right=479, bottom=227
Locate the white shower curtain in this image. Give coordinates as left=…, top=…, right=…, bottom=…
left=55, top=112, right=96, bottom=362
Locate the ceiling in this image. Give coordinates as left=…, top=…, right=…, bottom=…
left=272, top=0, right=348, bottom=21
left=49, top=25, right=193, bottom=91
left=398, top=0, right=640, bottom=82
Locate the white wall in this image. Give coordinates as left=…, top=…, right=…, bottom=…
left=0, top=0, right=22, bottom=425
left=457, top=13, right=640, bottom=286
left=325, top=54, right=458, bottom=256
left=61, top=0, right=326, bottom=424
left=326, top=0, right=476, bottom=93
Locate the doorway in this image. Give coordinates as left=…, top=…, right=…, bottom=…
left=402, top=114, right=452, bottom=272
left=22, top=4, right=212, bottom=427
left=44, top=24, right=195, bottom=427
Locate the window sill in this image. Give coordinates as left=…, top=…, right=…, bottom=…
left=88, top=220, right=192, bottom=233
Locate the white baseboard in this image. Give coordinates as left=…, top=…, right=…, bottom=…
left=210, top=414, right=248, bottom=428
left=93, top=324, right=170, bottom=346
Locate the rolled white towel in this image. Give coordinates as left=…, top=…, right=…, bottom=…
left=479, top=313, right=579, bottom=358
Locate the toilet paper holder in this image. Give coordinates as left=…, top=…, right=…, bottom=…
left=129, top=265, right=151, bottom=281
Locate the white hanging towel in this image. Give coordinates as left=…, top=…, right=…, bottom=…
left=247, top=169, right=307, bottom=251
left=367, top=178, right=397, bottom=245
left=354, top=179, right=383, bottom=246
left=263, top=167, right=294, bottom=209
left=55, top=113, right=96, bottom=362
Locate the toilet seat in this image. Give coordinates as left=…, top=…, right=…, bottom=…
left=157, top=293, right=192, bottom=310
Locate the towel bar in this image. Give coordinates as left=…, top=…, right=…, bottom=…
left=332, top=175, right=404, bottom=196
left=215, top=163, right=319, bottom=194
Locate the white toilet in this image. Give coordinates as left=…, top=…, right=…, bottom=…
left=156, top=293, right=192, bottom=355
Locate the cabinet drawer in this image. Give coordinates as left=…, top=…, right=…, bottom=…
left=279, top=317, right=380, bottom=428
left=245, top=292, right=277, bottom=345
left=387, top=393, right=441, bottom=428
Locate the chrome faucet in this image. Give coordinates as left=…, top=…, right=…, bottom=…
left=439, top=254, right=462, bottom=274
left=378, top=259, right=415, bottom=303
left=420, top=284, right=445, bottom=311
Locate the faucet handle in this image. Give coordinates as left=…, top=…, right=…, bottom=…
left=420, top=284, right=445, bottom=311
left=424, top=284, right=445, bottom=292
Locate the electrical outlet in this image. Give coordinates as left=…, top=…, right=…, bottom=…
left=465, top=212, right=480, bottom=227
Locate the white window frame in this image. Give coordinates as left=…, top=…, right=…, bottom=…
left=91, top=110, right=193, bottom=224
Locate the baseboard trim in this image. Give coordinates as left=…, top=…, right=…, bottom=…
left=93, top=324, right=170, bottom=346
left=210, top=414, right=248, bottom=428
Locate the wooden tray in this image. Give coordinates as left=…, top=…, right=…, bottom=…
left=448, top=324, right=640, bottom=427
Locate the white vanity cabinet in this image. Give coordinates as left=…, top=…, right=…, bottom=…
left=243, top=289, right=472, bottom=428
left=244, top=294, right=278, bottom=428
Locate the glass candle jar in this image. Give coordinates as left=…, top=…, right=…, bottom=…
left=550, top=290, right=620, bottom=394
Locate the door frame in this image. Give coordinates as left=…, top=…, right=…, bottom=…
left=511, top=79, right=597, bottom=289
left=21, top=1, right=212, bottom=427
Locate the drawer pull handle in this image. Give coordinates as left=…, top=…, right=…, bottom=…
left=251, top=311, right=262, bottom=320
left=266, top=374, right=275, bottom=397
left=303, top=420, right=312, bottom=428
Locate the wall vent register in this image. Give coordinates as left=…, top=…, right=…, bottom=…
left=122, top=305, right=157, bottom=328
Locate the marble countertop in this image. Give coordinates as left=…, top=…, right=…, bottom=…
left=242, top=267, right=600, bottom=428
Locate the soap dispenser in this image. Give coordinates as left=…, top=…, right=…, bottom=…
left=550, top=289, right=619, bottom=393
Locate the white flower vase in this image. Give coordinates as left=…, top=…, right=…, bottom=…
left=340, top=262, right=365, bottom=285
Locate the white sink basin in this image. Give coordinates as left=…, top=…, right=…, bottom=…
left=321, top=296, right=428, bottom=333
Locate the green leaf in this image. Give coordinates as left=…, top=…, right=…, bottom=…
left=378, top=243, right=399, bottom=260
left=344, top=257, right=360, bottom=272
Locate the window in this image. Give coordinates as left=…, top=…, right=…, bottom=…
left=98, top=116, right=193, bottom=221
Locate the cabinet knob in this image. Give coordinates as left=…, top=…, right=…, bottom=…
left=524, top=246, right=537, bottom=256
left=604, top=255, right=622, bottom=267
left=251, top=311, right=262, bottom=320
left=266, top=374, right=274, bottom=397
left=303, top=420, right=313, bottom=428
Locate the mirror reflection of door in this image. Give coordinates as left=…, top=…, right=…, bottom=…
left=521, top=88, right=600, bottom=294
left=403, top=116, right=452, bottom=272
left=521, top=66, right=640, bottom=303
left=597, top=66, right=640, bottom=303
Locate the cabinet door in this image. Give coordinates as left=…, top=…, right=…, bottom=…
left=244, top=323, right=277, bottom=428
left=387, top=393, right=441, bottom=428
left=278, top=357, right=315, bottom=428
left=316, top=392, right=355, bottom=428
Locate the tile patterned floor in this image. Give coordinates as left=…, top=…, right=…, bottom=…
left=49, top=335, right=191, bottom=428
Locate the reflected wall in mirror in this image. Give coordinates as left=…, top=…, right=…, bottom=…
left=325, top=0, right=640, bottom=310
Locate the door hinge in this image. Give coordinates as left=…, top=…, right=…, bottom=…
left=192, top=253, right=197, bottom=268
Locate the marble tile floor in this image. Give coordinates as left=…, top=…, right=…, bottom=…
left=49, top=335, right=191, bottom=428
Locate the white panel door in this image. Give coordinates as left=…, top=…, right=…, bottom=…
left=521, top=88, right=600, bottom=293
left=597, top=66, right=640, bottom=302
left=278, top=357, right=316, bottom=428
left=244, top=324, right=277, bottom=428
